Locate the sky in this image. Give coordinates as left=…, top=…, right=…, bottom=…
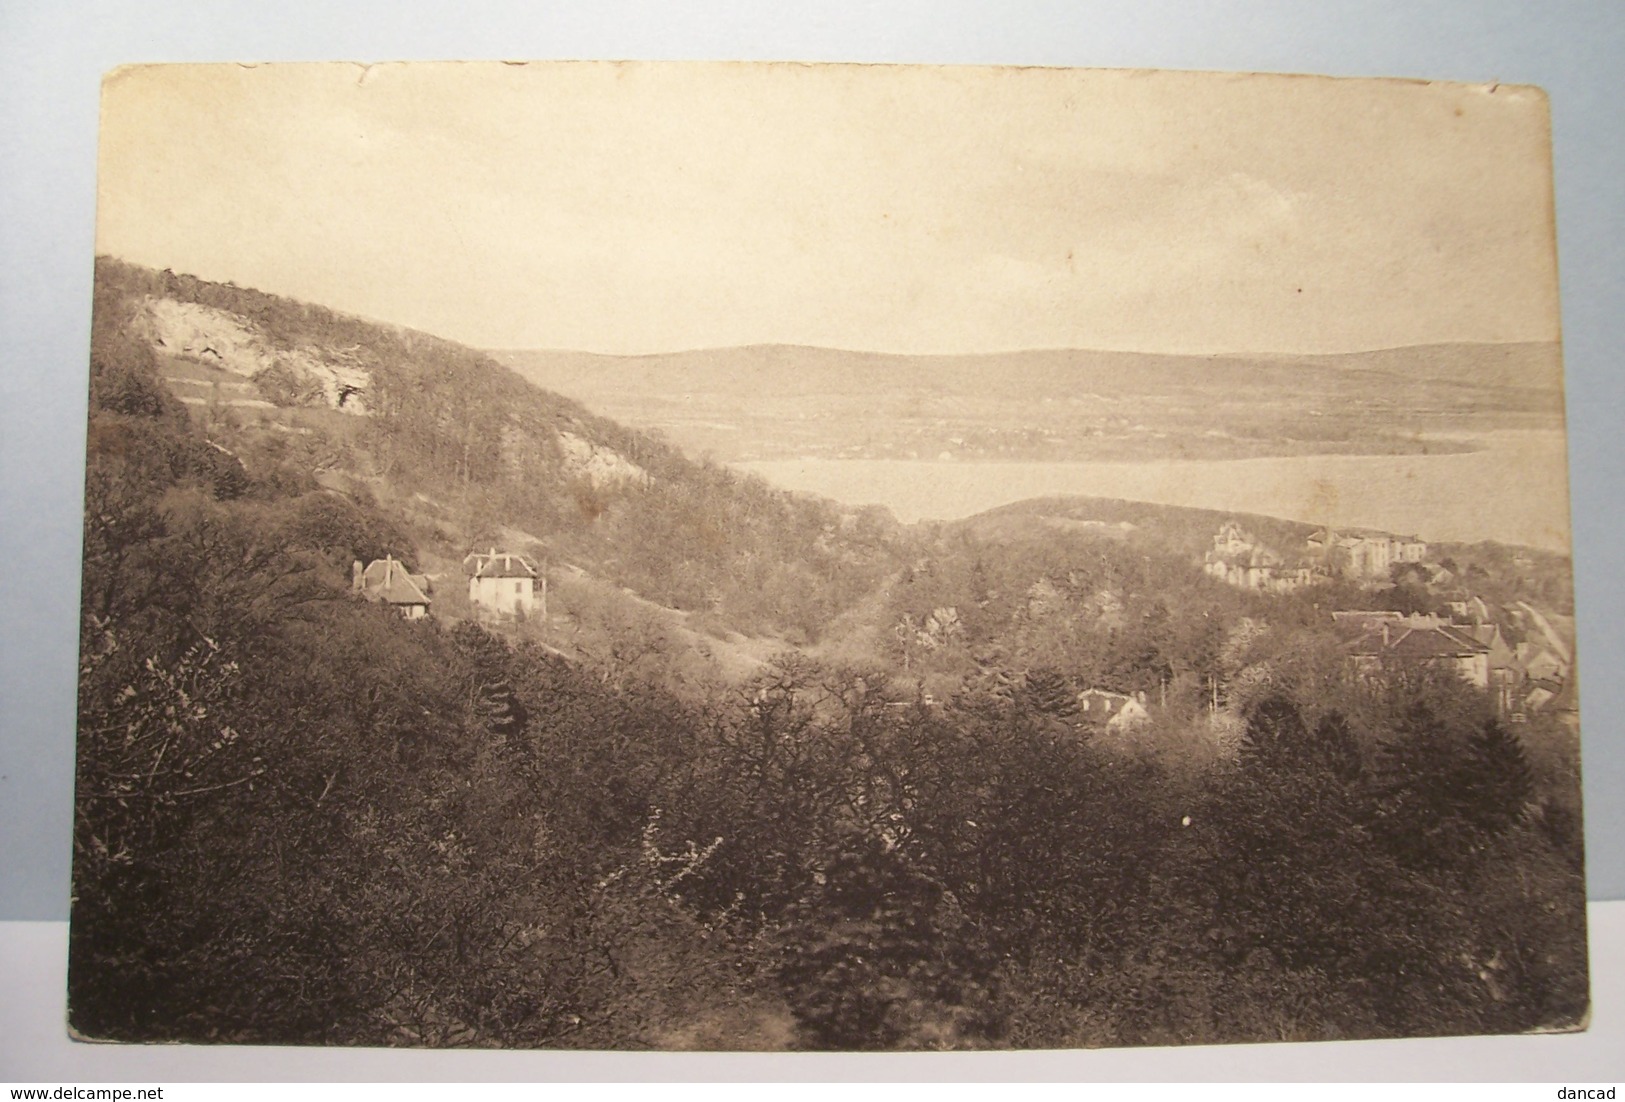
left=95, top=62, right=1561, bottom=355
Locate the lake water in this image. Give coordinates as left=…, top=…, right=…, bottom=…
left=738, top=430, right=1573, bottom=552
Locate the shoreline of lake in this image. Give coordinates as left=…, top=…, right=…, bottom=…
left=736, top=430, right=1572, bottom=553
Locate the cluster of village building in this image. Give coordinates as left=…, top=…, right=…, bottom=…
left=1202, top=522, right=1574, bottom=722
left=1069, top=597, right=1573, bottom=737
left=1203, top=522, right=1429, bottom=593
left=352, top=548, right=543, bottom=621
left=351, top=522, right=1573, bottom=738
left=1329, top=606, right=1574, bottom=721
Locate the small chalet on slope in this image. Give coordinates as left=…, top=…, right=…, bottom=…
left=463, top=549, right=541, bottom=619
left=353, top=556, right=432, bottom=619
left=1076, top=688, right=1151, bottom=731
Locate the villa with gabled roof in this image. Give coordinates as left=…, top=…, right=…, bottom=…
left=1331, top=610, right=1489, bottom=688
left=353, top=556, right=432, bottom=619
left=463, top=548, right=541, bottom=618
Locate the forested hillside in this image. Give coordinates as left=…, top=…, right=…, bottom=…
left=89, top=258, right=904, bottom=646
left=71, top=260, right=1588, bottom=1050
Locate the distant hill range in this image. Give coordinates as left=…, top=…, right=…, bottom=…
left=1246, top=341, right=1563, bottom=396
left=493, top=341, right=1564, bottom=464
left=496, top=340, right=1563, bottom=401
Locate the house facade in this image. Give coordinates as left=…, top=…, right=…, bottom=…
left=1463, top=622, right=1521, bottom=715
left=1203, top=523, right=1315, bottom=593
left=463, top=549, right=541, bottom=618
left=1331, top=610, right=1489, bottom=688
left=1308, top=529, right=1428, bottom=583
left=1077, top=688, right=1151, bottom=731
left=353, top=556, right=432, bottom=619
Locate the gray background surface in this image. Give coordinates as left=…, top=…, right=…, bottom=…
left=2, top=0, right=1621, bottom=921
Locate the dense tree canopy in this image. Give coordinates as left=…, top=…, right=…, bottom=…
left=70, top=260, right=1588, bottom=1050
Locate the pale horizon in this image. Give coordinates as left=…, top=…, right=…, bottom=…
left=97, top=62, right=1561, bottom=357
left=99, top=250, right=1561, bottom=363
left=480, top=336, right=1561, bottom=359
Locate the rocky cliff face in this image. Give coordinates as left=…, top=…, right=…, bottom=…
left=134, top=291, right=663, bottom=489
left=557, top=430, right=648, bottom=487
left=137, top=296, right=373, bottom=414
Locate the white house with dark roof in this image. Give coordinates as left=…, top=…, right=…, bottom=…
left=1076, top=688, right=1151, bottom=731
left=463, top=548, right=540, bottom=618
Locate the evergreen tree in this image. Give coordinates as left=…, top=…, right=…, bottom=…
left=1014, top=667, right=1077, bottom=722
left=1460, top=718, right=1534, bottom=835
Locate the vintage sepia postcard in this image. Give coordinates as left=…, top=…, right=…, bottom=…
left=72, top=61, right=1586, bottom=1050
